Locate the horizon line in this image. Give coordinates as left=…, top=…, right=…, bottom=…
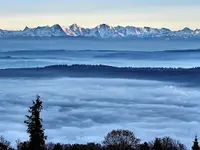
left=1, top=23, right=199, bottom=32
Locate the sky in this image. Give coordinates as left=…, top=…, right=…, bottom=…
left=0, top=0, right=200, bottom=30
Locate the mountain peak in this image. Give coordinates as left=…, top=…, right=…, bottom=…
left=35, top=25, right=49, bottom=30
left=70, top=24, right=80, bottom=29
left=182, top=27, right=192, bottom=32
left=98, top=23, right=110, bottom=28
left=51, top=24, right=61, bottom=28
left=23, top=26, right=30, bottom=31
left=1, top=23, right=200, bottom=39
left=161, top=28, right=171, bottom=31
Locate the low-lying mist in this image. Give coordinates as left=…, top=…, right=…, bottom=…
left=0, top=77, right=199, bottom=147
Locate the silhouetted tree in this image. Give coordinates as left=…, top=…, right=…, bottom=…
left=24, top=95, right=46, bottom=150
left=151, top=138, right=162, bottom=150
left=161, top=136, right=186, bottom=150
left=17, top=141, right=29, bottom=150
left=139, top=142, right=150, bottom=150
left=46, top=142, right=55, bottom=150
left=0, top=136, right=14, bottom=150
left=86, top=143, right=102, bottom=150
left=150, top=137, right=187, bottom=150
left=103, top=129, right=140, bottom=150
left=192, top=136, right=200, bottom=150
left=53, top=143, right=63, bottom=150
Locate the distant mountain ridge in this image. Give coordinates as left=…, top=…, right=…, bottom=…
left=1, top=24, right=200, bottom=39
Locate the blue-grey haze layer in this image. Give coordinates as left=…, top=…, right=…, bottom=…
left=0, top=39, right=200, bottom=148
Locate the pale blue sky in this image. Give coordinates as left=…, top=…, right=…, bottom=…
left=1, top=0, right=200, bottom=30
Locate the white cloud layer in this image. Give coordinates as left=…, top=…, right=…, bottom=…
left=0, top=77, right=199, bottom=148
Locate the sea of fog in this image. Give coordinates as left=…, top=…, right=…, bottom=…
left=1, top=38, right=200, bottom=148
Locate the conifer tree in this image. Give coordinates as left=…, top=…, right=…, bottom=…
left=192, top=136, right=200, bottom=150
left=152, top=138, right=162, bottom=150
left=24, top=95, right=46, bottom=150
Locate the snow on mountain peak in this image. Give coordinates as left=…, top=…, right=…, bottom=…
left=182, top=27, right=192, bottom=32
left=98, top=24, right=110, bottom=29
left=0, top=23, right=200, bottom=39
left=69, top=24, right=80, bottom=30
left=67, top=24, right=87, bottom=36
left=51, top=24, right=62, bottom=29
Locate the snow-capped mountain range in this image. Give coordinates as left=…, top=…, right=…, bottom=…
left=1, top=24, right=200, bottom=39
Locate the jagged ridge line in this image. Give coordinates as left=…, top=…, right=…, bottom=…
left=0, top=23, right=200, bottom=38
